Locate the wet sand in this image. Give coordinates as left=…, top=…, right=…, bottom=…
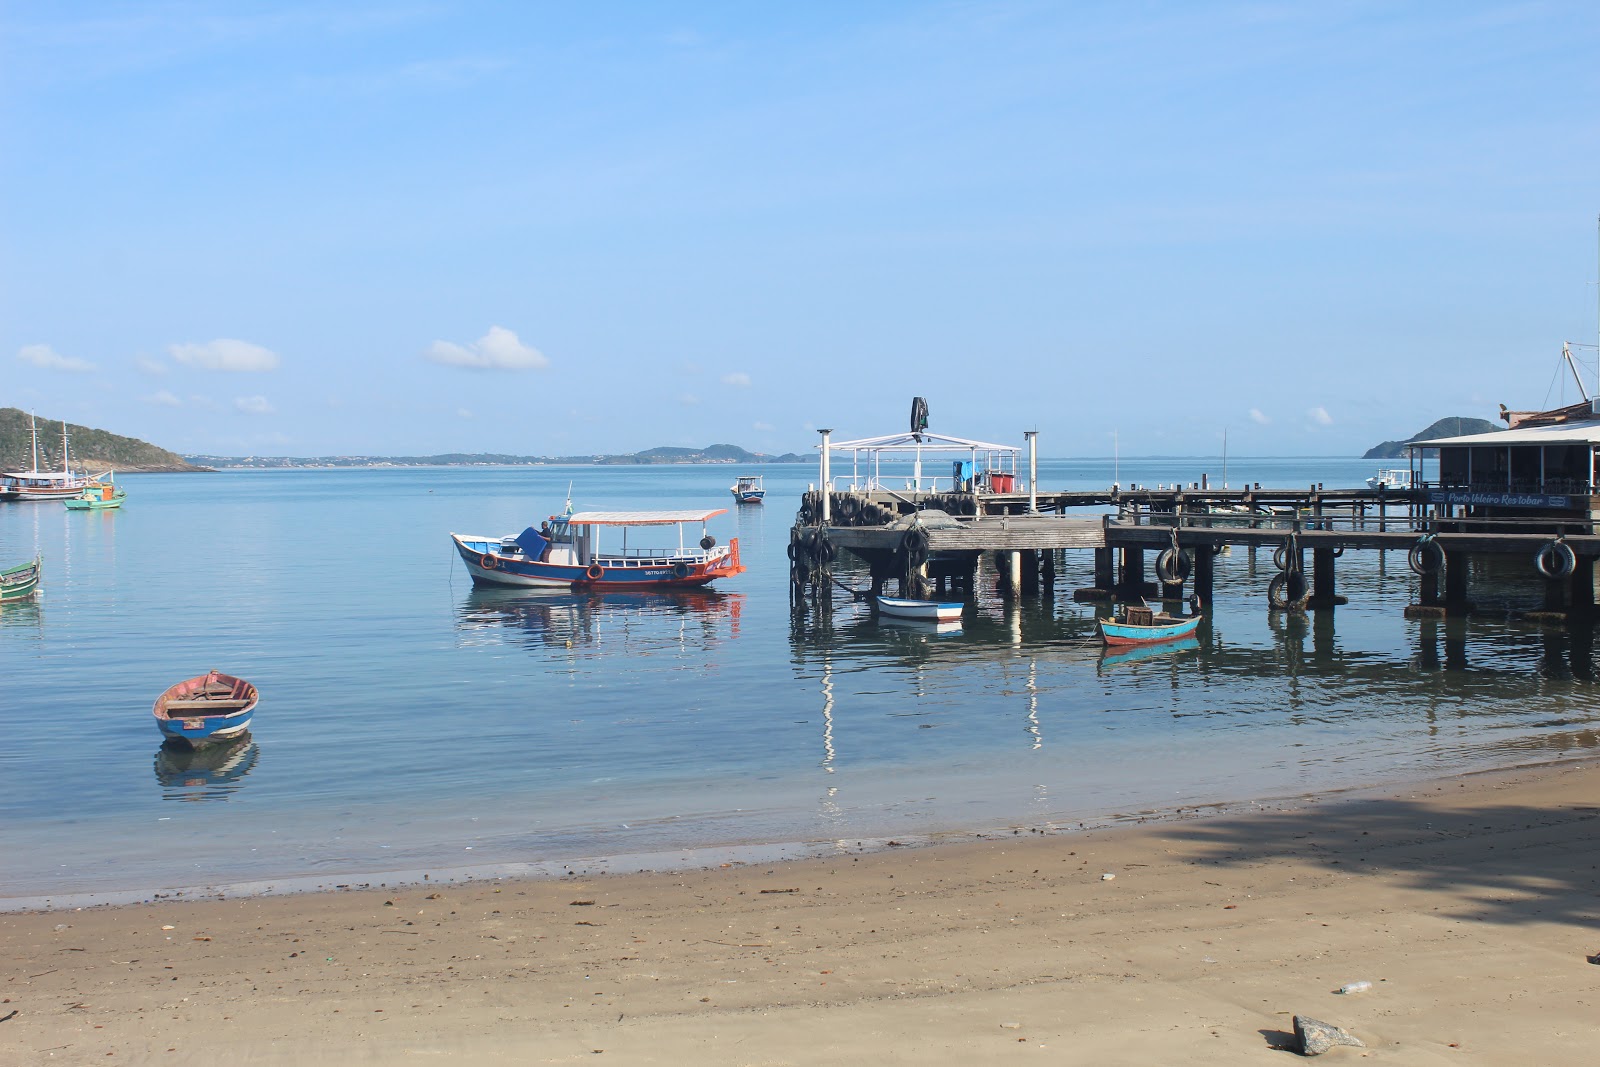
left=4, top=759, right=1598, bottom=1065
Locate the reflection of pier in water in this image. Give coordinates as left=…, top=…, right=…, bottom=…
left=154, top=734, right=259, bottom=801
left=455, top=588, right=745, bottom=653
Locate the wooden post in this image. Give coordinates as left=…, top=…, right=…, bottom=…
left=1194, top=545, right=1214, bottom=605
left=1120, top=546, right=1145, bottom=597
left=1094, top=547, right=1113, bottom=591
left=1008, top=551, right=1023, bottom=597
left=1307, top=546, right=1345, bottom=608
left=1444, top=550, right=1470, bottom=615
left=1569, top=555, right=1596, bottom=619
left=1020, top=550, right=1039, bottom=596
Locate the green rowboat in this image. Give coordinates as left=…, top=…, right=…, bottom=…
left=0, top=557, right=41, bottom=603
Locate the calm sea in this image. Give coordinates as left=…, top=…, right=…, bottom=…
left=3, top=457, right=1596, bottom=907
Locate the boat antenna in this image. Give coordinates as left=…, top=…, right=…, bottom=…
left=1222, top=427, right=1228, bottom=489
left=564, top=481, right=573, bottom=517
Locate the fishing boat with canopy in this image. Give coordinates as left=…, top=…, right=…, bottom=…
left=451, top=502, right=744, bottom=590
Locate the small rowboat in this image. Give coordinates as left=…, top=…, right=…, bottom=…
left=1098, top=604, right=1202, bottom=647
left=153, top=670, right=259, bottom=748
left=876, top=595, right=963, bottom=623
left=0, top=556, right=41, bottom=603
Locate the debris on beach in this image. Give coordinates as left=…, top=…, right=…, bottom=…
left=1293, top=1015, right=1364, bottom=1055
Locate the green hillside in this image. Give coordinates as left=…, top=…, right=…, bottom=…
left=0, top=408, right=199, bottom=472
left=1363, top=416, right=1499, bottom=459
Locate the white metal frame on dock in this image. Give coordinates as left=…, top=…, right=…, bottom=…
left=817, top=430, right=1020, bottom=493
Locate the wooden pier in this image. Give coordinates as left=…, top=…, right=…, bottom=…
left=790, top=485, right=1600, bottom=622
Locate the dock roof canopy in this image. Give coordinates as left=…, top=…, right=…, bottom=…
left=821, top=430, right=1019, bottom=455
left=1411, top=422, right=1600, bottom=448
left=567, top=509, right=727, bottom=526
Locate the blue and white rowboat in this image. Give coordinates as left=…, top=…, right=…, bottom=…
left=875, top=596, right=963, bottom=623
left=153, top=670, right=258, bottom=748
left=1098, top=612, right=1201, bottom=647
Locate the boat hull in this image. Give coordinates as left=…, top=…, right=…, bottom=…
left=0, top=557, right=41, bottom=602
left=1098, top=614, right=1202, bottom=647
left=153, top=671, right=260, bottom=749
left=64, top=491, right=125, bottom=511
left=876, top=596, right=964, bottom=622
left=452, top=534, right=744, bottom=590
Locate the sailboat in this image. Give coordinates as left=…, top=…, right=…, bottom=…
left=0, top=415, right=112, bottom=502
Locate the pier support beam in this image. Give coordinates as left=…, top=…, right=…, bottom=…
left=1020, top=550, right=1040, bottom=596
left=1118, top=547, right=1146, bottom=599
left=1444, top=550, right=1472, bottom=615
left=1194, top=546, right=1215, bottom=606
left=1076, top=547, right=1116, bottom=602
left=1306, top=547, right=1349, bottom=609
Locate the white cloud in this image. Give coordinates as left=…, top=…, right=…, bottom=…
left=752, top=421, right=775, bottom=432
left=426, top=326, right=548, bottom=371
left=136, top=356, right=168, bottom=376
left=188, top=395, right=221, bottom=411
left=721, top=372, right=752, bottom=387
left=1307, top=406, right=1333, bottom=426
left=170, top=338, right=280, bottom=372
left=456, top=407, right=475, bottom=419
left=146, top=390, right=182, bottom=407
left=1249, top=408, right=1271, bottom=425
left=17, top=343, right=95, bottom=372
left=680, top=393, right=701, bottom=406
left=235, top=395, right=275, bottom=415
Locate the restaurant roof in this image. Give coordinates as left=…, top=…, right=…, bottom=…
left=566, top=509, right=727, bottom=526
left=1412, top=421, right=1600, bottom=448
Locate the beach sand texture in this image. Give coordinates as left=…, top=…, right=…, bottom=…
left=4, top=760, right=1597, bottom=1065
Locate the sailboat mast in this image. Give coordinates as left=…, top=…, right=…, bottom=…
left=1222, top=428, right=1229, bottom=488
left=60, top=422, right=71, bottom=477
left=29, top=413, right=39, bottom=474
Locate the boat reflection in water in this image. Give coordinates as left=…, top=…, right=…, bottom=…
left=455, top=587, right=745, bottom=652
left=1097, top=634, right=1201, bottom=673
left=876, top=614, right=964, bottom=638
left=154, top=734, right=259, bottom=802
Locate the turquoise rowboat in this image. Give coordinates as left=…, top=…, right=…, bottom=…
left=0, top=556, right=41, bottom=603
left=1098, top=607, right=1201, bottom=647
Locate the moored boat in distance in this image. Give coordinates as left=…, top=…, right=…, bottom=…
left=451, top=506, right=744, bottom=590
left=875, top=595, right=963, bottom=623
left=153, top=670, right=259, bottom=748
left=730, top=475, right=765, bottom=504
left=63, top=477, right=126, bottom=510
left=0, top=556, right=42, bottom=603
left=1098, top=603, right=1202, bottom=647
left=1367, top=468, right=1415, bottom=490
left=0, top=415, right=112, bottom=502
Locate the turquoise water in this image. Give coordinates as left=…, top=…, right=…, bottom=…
left=3, top=457, right=1597, bottom=906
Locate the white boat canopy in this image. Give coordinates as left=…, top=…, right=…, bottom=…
left=566, top=509, right=728, bottom=526
left=818, top=430, right=1020, bottom=493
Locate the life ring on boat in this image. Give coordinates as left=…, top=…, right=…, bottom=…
left=1535, top=539, right=1576, bottom=580
left=1408, top=535, right=1445, bottom=576
left=584, top=563, right=604, bottom=581
left=480, top=553, right=497, bottom=570
left=1154, top=547, right=1191, bottom=584
left=700, top=535, right=715, bottom=550
left=672, top=562, right=690, bottom=579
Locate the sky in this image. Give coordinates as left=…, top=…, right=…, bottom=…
left=2, top=1, right=1598, bottom=459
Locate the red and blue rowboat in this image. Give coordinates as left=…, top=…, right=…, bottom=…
left=1098, top=608, right=1201, bottom=648
left=451, top=506, right=744, bottom=590
left=153, top=670, right=258, bottom=748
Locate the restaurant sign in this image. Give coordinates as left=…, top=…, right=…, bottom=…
left=1427, top=490, right=1573, bottom=509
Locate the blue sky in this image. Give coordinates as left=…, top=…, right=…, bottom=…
left=3, top=2, right=1598, bottom=458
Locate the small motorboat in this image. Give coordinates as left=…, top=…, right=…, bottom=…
left=1367, top=468, right=1414, bottom=491
left=153, top=670, right=259, bottom=748
left=63, top=480, right=125, bottom=510
left=0, top=556, right=41, bottom=603
left=1098, top=603, right=1202, bottom=647
left=876, top=595, right=963, bottom=623
left=730, top=475, right=765, bottom=504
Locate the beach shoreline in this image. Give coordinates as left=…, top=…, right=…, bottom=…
left=4, top=756, right=1597, bottom=1064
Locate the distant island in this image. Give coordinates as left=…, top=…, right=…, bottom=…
left=1363, top=416, right=1499, bottom=459
left=0, top=407, right=199, bottom=473
left=185, top=443, right=810, bottom=469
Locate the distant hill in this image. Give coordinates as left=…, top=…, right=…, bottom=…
left=1363, top=417, right=1499, bottom=459
left=0, top=408, right=199, bottom=472
left=185, top=443, right=809, bottom=469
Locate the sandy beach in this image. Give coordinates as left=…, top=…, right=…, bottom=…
left=4, top=759, right=1597, bottom=1065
